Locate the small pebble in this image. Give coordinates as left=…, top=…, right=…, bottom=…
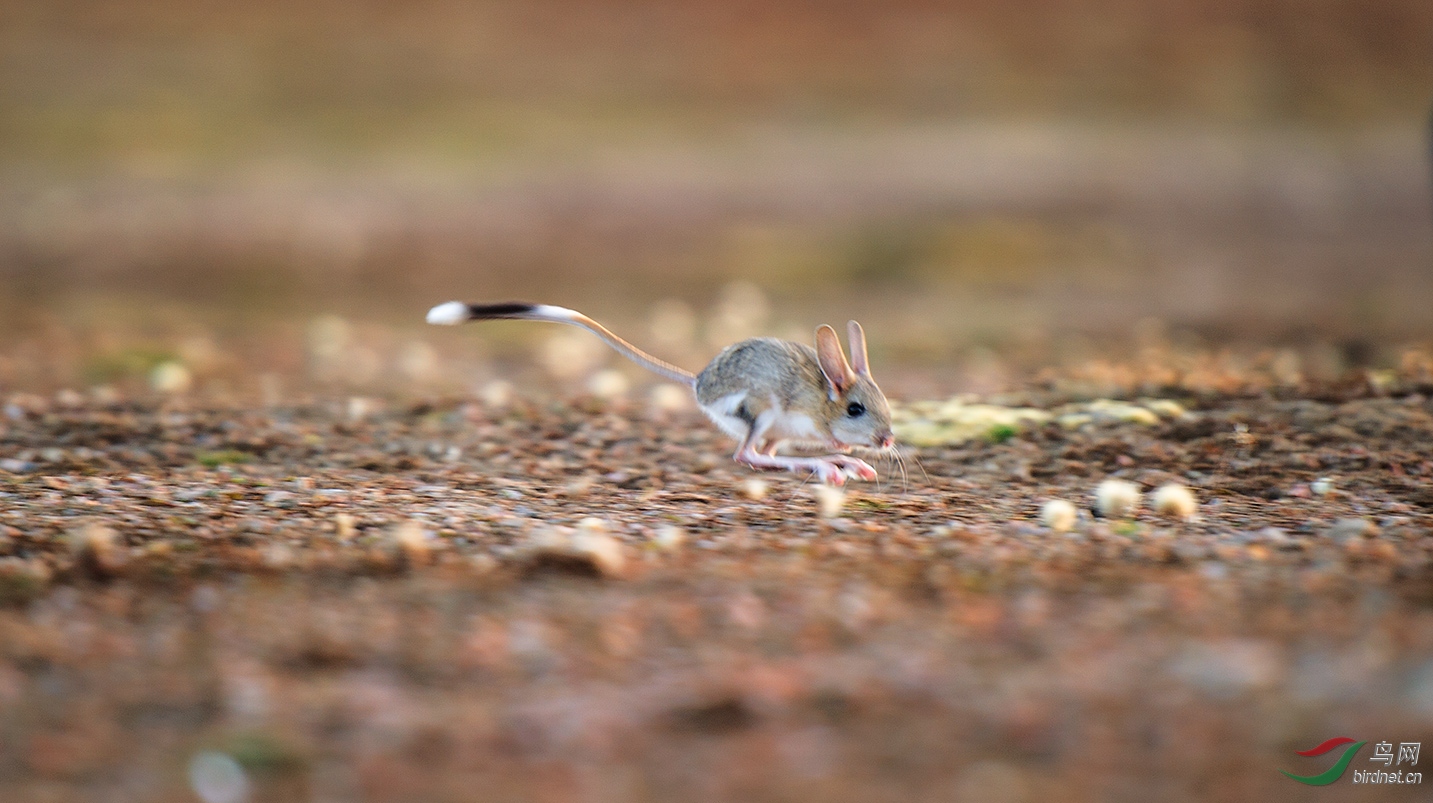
left=479, top=380, right=513, bottom=408
left=569, top=529, right=626, bottom=576
left=389, top=520, right=433, bottom=565
left=334, top=513, right=357, bottom=541
left=1143, top=399, right=1187, bottom=418
left=150, top=362, right=193, bottom=395
left=652, top=525, right=686, bottom=551
left=587, top=369, right=630, bottom=399
left=188, top=751, right=249, bottom=803
left=70, top=522, right=125, bottom=578
left=522, top=525, right=628, bottom=578
left=1040, top=499, right=1078, bottom=532
left=346, top=397, right=374, bottom=422
left=562, top=476, right=595, bottom=497
left=742, top=478, right=769, bottom=501
left=650, top=384, right=691, bottom=412
left=575, top=515, right=603, bottom=529
left=1152, top=483, right=1198, bottom=521
left=813, top=485, right=846, bottom=519
left=1255, top=527, right=1289, bottom=546
left=1095, top=479, right=1141, bottom=519
left=541, top=329, right=606, bottom=380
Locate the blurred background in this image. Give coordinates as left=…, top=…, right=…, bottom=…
left=1, top=0, right=1431, bottom=400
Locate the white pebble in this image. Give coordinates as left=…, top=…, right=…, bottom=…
left=652, top=524, right=686, bottom=551
left=587, top=369, right=629, bottom=399
left=333, top=512, right=357, bottom=541
left=188, top=751, right=250, bottom=803
left=577, top=516, right=610, bottom=535
left=813, top=485, right=846, bottom=519
left=1152, top=483, right=1198, bottom=521
left=346, top=396, right=374, bottom=422
left=1311, top=477, right=1334, bottom=496
left=541, top=329, right=606, bottom=380
left=151, top=361, right=193, bottom=394
left=649, top=383, right=691, bottom=412
left=741, top=478, right=769, bottom=501
left=479, top=379, right=513, bottom=408
left=1040, top=499, right=1078, bottom=532
left=1095, top=479, right=1141, bottom=519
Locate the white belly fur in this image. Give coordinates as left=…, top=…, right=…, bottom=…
left=698, top=391, right=825, bottom=448
left=767, top=409, right=823, bottom=443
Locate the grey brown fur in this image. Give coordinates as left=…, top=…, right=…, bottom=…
left=696, top=339, right=825, bottom=421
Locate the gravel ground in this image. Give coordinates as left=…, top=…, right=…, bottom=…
left=2, top=388, right=1433, bottom=802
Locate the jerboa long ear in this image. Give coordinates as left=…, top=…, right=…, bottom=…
left=847, top=320, right=870, bottom=378
left=815, top=324, right=856, bottom=400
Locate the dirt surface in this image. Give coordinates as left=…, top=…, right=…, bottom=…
left=1, top=385, right=1433, bottom=802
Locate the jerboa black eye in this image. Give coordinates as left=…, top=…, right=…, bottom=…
left=846, top=402, right=865, bottom=417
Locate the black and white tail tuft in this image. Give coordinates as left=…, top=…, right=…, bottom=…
left=425, top=300, right=696, bottom=387
left=427, top=301, right=542, bottom=325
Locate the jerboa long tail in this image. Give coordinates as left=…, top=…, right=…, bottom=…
left=427, top=301, right=696, bottom=387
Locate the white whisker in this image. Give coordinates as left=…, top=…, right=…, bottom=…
left=909, top=449, right=931, bottom=486
left=893, top=448, right=910, bottom=494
